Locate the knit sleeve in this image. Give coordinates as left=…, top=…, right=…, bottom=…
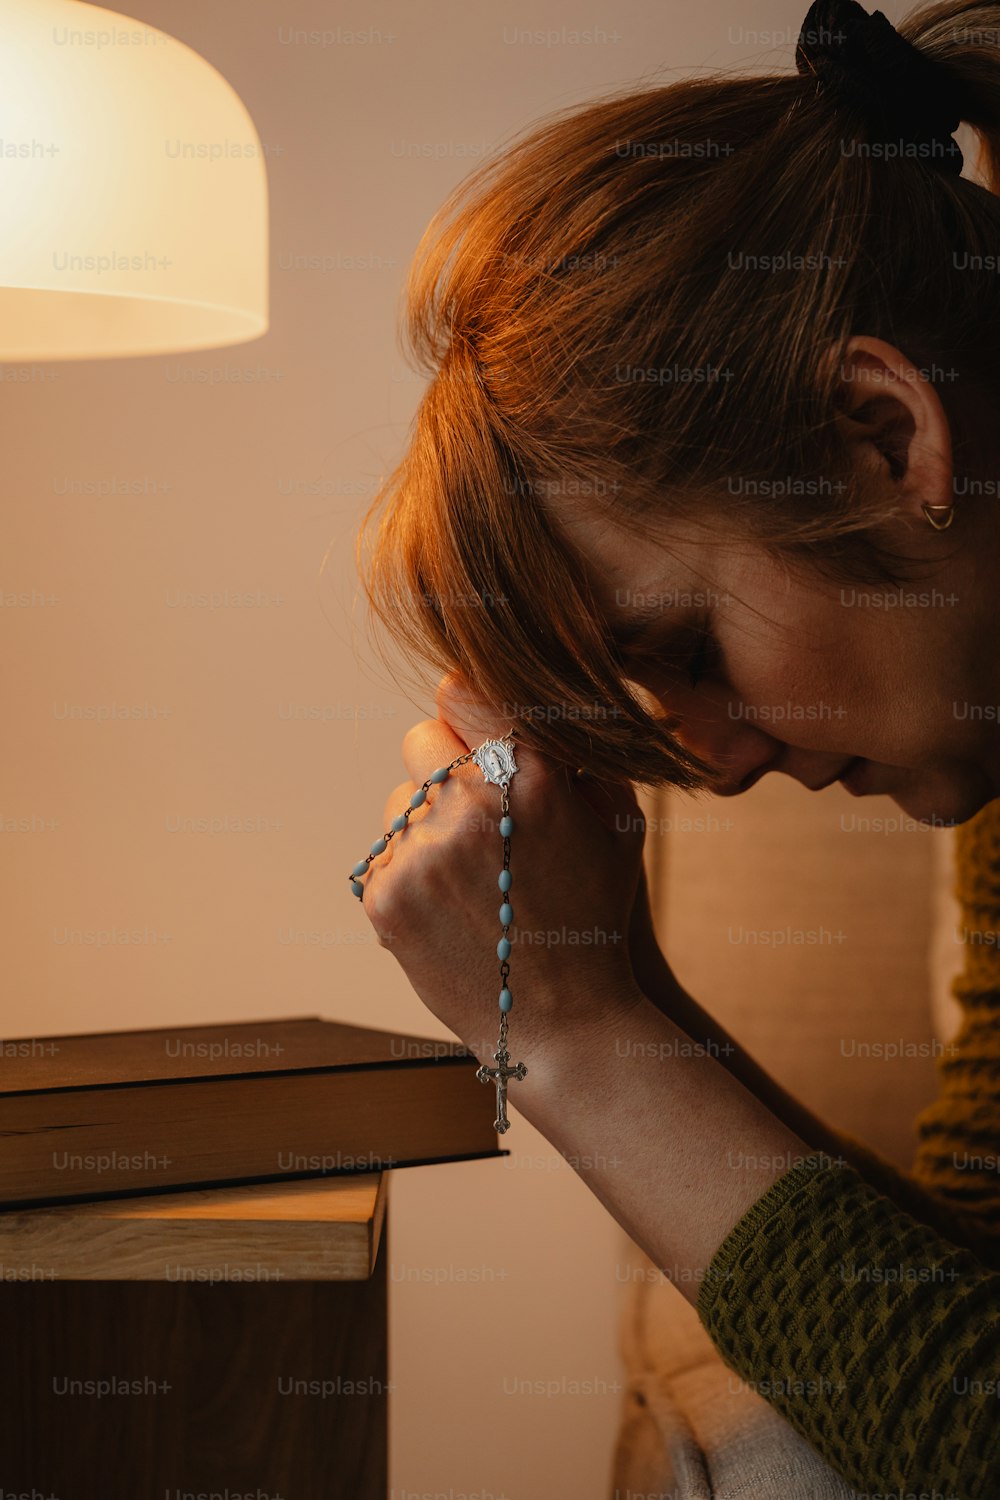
left=910, top=799, right=1000, bottom=1245
left=811, top=799, right=1000, bottom=1268
left=826, top=1125, right=1000, bottom=1269
left=696, top=1154, right=1000, bottom=1500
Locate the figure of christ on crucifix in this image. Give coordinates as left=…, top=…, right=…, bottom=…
left=476, top=1044, right=528, bottom=1134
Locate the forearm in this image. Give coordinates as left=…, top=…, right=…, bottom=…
left=630, top=941, right=1000, bottom=1265
left=513, top=980, right=812, bottom=1307
left=509, top=979, right=1000, bottom=1498
left=629, top=941, right=858, bottom=1166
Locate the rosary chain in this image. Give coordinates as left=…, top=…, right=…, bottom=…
left=346, top=745, right=477, bottom=889
left=348, top=730, right=524, bottom=1132
left=498, top=779, right=512, bottom=1049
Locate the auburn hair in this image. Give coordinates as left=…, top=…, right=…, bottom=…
left=356, top=0, right=1000, bottom=793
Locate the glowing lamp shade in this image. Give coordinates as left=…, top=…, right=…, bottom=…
left=0, top=0, right=269, bottom=359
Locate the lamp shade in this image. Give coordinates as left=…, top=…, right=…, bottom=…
left=0, top=0, right=268, bottom=359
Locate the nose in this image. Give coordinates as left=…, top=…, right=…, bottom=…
left=664, top=687, right=783, bottom=795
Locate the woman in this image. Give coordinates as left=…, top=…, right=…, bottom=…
left=352, top=0, right=1000, bottom=1493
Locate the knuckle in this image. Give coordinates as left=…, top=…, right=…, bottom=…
left=434, top=671, right=464, bottom=717
left=360, top=867, right=403, bottom=944
left=400, top=723, right=425, bottom=763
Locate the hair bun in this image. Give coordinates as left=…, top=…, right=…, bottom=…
left=795, top=0, right=965, bottom=175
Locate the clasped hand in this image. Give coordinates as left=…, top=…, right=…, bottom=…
left=356, top=671, right=658, bottom=1059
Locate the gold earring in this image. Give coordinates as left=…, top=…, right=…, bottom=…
left=921, top=502, right=956, bottom=531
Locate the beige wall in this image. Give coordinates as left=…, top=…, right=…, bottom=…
left=2, top=2, right=954, bottom=1497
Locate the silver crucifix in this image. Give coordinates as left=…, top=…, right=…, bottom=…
left=476, top=1045, right=527, bottom=1134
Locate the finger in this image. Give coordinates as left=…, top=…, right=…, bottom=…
left=403, top=715, right=521, bottom=847
left=434, top=671, right=555, bottom=805
left=375, top=779, right=433, bottom=873
left=435, top=670, right=514, bottom=755
left=381, top=778, right=416, bottom=834
left=401, top=714, right=469, bottom=796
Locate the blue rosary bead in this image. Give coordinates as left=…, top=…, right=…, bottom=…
left=499, top=988, right=513, bottom=1012
left=430, top=766, right=450, bottom=783
left=497, top=936, right=511, bottom=961
left=499, top=902, right=513, bottom=926
left=391, top=814, right=407, bottom=832
left=498, top=869, right=512, bottom=892
left=370, top=837, right=387, bottom=856
left=410, top=788, right=427, bottom=809
left=351, top=859, right=369, bottom=878
left=499, top=814, right=512, bottom=836
left=351, top=880, right=364, bottom=898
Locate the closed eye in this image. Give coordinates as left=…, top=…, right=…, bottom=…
left=617, top=620, right=720, bottom=692
left=686, top=626, right=720, bottom=688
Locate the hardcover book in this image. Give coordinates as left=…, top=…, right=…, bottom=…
left=0, top=1015, right=504, bottom=1210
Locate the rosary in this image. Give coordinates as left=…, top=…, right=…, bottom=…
left=348, top=729, right=526, bottom=1134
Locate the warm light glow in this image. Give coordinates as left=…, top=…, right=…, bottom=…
left=0, top=0, right=269, bottom=358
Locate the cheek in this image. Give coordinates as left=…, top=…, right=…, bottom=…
left=720, top=610, right=844, bottom=706
left=823, top=604, right=964, bottom=761
left=713, top=538, right=983, bottom=770
left=718, top=608, right=883, bottom=749
left=723, top=604, right=964, bottom=767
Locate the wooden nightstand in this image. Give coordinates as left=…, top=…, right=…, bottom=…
left=1, top=1171, right=391, bottom=1499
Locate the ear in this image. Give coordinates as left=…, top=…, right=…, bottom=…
left=827, top=334, right=954, bottom=523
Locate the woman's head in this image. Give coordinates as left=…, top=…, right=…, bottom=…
left=357, top=0, right=1000, bottom=825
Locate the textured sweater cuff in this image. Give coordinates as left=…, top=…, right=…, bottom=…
left=694, top=1154, right=999, bottom=1497
left=695, top=1154, right=835, bottom=1326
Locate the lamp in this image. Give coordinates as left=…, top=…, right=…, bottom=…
left=0, top=0, right=268, bottom=359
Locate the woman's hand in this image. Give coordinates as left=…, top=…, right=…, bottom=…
left=572, top=765, right=682, bottom=1001
left=358, top=671, right=649, bottom=1059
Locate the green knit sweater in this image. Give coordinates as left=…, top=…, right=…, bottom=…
left=696, top=798, right=1000, bottom=1500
